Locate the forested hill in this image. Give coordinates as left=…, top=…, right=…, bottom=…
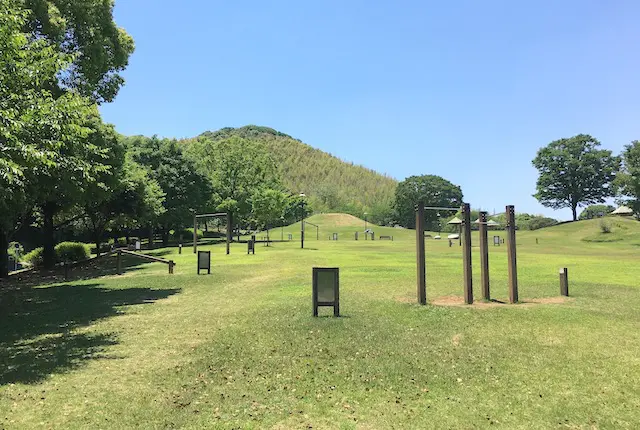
left=194, top=125, right=397, bottom=220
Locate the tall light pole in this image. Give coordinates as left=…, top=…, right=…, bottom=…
left=299, top=193, right=306, bottom=249
left=364, top=212, right=368, bottom=231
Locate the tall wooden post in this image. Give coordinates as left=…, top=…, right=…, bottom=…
left=301, top=221, right=305, bottom=249
left=193, top=213, right=197, bottom=254
left=226, top=212, right=231, bottom=255
left=148, top=225, right=154, bottom=250
left=479, top=211, right=490, bottom=301
left=416, top=202, right=426, bottom=305
left=506, top=205, right=519, bottom=303
left=462, top=203, right=473, bottom=304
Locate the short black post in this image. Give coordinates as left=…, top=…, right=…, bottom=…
left=169, top=261, right=175, bottom=274
left=559, top=268, right=569, bottom=296
left=117, top=250, right=122, bottom=275
left=179, top=243, right=182, bottom=254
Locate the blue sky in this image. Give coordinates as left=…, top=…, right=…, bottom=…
left=100, top=0, right=640, bottom=220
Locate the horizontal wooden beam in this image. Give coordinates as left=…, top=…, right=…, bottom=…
left=195, top=213, right=226, bottom=218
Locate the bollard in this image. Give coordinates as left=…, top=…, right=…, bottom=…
left=169, top=261, right=175, bottom=274
left=179, top=243, right=182, bottom=254
left=559, top=268, right=569, bottom=296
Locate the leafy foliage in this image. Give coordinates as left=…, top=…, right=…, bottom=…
left=394, top=175, right=463, bottom=229
left=615, top=140, right=640, bottom=218
left=126, top=136, right=211, bottom=242
left=251, top=188, right=288, bottom=230
left=54, top=242, right=90, bottom=263
left=532, top=134, right=620, bottom=221
left=579, top=204, right=615, bottom=220
left=192, top=126, right=397, bottom=224
left=24, top=0, right=135, bottom=103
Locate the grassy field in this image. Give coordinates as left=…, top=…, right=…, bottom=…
left=1, top=214, right=640, bottom=429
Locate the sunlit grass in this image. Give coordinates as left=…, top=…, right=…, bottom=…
left=1, top=215, right=639, bottom=428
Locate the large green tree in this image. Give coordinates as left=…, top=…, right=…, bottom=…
left=394, top=175, right=463, bottom=229
left=186, top=135, right=281, bottom=230
left=532, top=134, right=620, bottom=221
left=0, top=0, right=112, bottom=273
left=127, top=136, right=212, bottom=245
left=615, top=140, right=640, bottom=218
left=251, top=188, right=288, bottom=240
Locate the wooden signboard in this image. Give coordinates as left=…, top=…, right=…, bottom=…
left=312, top=267, right=340, bottom=317
left=197, top=251, right=211, bottom=275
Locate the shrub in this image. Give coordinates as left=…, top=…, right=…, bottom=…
left=55, top=242, right=90, bottom=263
left=7, top=242, right=24, bottom=259
left=23, top=247, right=44, bottom=267
left=171, top=228, right=202, bottom=241
left=599, top=220, right=612, bottom=234
left=528, top=217, right=559, bottom=230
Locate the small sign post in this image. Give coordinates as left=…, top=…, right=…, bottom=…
left=135, top=240, right=141, bottom=251
left=288, top=233, right=293, bottom=241
left=312, top=268, right=340, bottom=317
left=493, top=236, right=500, bottom=246
left=332, top=233, right=338, bottom=241
left=197, top=251, right=211, bottom=275
left=559, top=268, right=569, bottom=296
left=248, top=239, right=255, bottom=255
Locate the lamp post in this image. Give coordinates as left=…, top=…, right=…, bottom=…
left=281, top=216, right=285, bottom=241
left=364, top=212, right=368, bottom=231
left=299, top=193, right=306, bottom=249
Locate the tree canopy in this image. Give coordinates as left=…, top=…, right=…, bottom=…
left=615, top=140, right=640, bottom=218
left=579, top=204, right=616, bottom=220
left=532, top=134, right=620, bottom=221
left=394, top=175, right=463, bottom=229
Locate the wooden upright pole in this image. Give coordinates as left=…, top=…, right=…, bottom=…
left=416, top=202, right=426, bottom=305
left=506, top=205, right=519, bottom=303
left=226, top=212, right=231, bottom=255
left=462, top=203, right=473, bottom=304
left=479, top=211, right=490, bottom=301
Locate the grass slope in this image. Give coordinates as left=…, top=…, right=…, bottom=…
left=197, top=125, right=397, bottom=214
left=1, top=214, right=640, bottom=428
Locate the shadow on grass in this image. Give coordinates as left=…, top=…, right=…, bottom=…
left=0, top=282, right=180, bottom=385
left=4, top=250, right=177, bottom=289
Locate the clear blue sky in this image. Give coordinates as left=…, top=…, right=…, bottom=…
left=100, top=0, right=640, bottom=221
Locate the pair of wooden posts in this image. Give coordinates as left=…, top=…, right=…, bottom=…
left=416, top=203, right=519, bottom=305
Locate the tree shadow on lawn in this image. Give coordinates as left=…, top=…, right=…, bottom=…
left=0, top=282, right=180, bottom=385
left=3, top=250, right=176, bottom=289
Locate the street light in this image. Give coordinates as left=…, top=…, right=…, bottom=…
left=299, top=193, right=306, bottom=249
left=364, top=212, right=368, bottom=231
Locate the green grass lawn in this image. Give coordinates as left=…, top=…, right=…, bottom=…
left=1, top=215, right=640, bottom=429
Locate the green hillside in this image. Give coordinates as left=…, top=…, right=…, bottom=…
left=196, top=125, right=397, bottom=221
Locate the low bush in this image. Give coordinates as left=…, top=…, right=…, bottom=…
left=171, top=228, right=202, bottom=241
left=23, top=247, right=44, bottom=267
left=55, top=242, right=90, bottom=263
left=599, top=220, right=612, bottom=234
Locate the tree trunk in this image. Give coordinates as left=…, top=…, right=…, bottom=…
left=572, top=205, right=578, bottom=221
left=162, top=227, right=169, bottom=247
left=42, top=202, right=56, bottom=269
left=204, top=219, right=208, bottom=233
left=148, top=225, right=154, bottom=250
left=0, top=228, right=9, bottom=278
left=95, top=236, right=102, bottom=258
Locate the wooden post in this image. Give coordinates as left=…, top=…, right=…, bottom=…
left=117, top=250, right=122, bottom=275
left=193, top=213, right=197, bottom=254
left=416, top=202, right=426, bottom=305
left=226, top=212, right=231, bottom=255
left=301, top=220, right=305, bottom=249
left=506, top=205, right=519, bottom=303
left=559, top=268, right=569, bottom=296
left=462, top=203, right=473, bottom=304
left=169, top=260, right=175, bottom=274
left=479, top=211, right=490, bottom=301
